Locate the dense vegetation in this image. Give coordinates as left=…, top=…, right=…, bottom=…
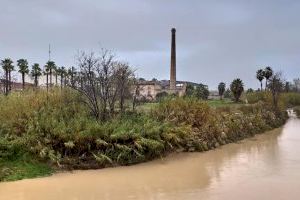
left=1, top=88, right=296, bottom=181
left=1, top=56, right=299, bottom=182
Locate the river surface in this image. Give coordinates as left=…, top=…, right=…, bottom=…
left=0, top=114, right=300, bottom=200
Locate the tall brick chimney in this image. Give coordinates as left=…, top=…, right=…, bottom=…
left=170, top=28, right=176, bottom=91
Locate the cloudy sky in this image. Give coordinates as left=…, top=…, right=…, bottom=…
left=1, top=0, right=300, bottom=89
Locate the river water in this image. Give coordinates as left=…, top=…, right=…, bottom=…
left=0, top=113, right=299, bottom=200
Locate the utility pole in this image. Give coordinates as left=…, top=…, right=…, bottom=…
left=48, top=44, right=51, bottom=61
left=46, top=44, right=51, bottom=93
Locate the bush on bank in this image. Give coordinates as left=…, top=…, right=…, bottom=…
left=152, top=97, right=287, bottom=151
left=0, top=90, right=288, bottom=181
left=294, top=107, right=300, bottom=117
left=246, top=91, right=300, bottom=108
left=281, top=93, right=300, bottom=107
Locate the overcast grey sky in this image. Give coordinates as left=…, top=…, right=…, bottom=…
left=1, top=0, right=299, bottom=89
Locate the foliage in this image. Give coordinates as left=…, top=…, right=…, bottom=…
left=45, top=61, right=56, bottom=87
left=256, top=69, right=265, bottom=90
left=152, top=97, right=211, bottom=127
left=218, top=82, right=226, bottom=99
left=0, top=152, right=53, bottom=182
left=207, top=99, right=242, bottom=109
left=246, top=91, right=269, bottom=104
left=247, top=88, right=254, bottom=93
left=268, top=72, right=284, bottom=110
left=294, top=107, right=300, bottom=118
left=185, top=84, right=194, bottom=96
left=152, top=97, right=287, bottom=150
left=17, top=59, right=29, bottom=89
left=185, top=83, right=209, bottom=100
left=264, top=66, right=273, bottom=82
left=224, top=88, right=232, bottom=99
left=0, top=90, right=289, bottom=181
left=194, top=84, right=209, bottom=100
left=31, top=63, right=42, bottom=87
left=0, top=58, right=14, bottom=95
left=155, top=91, right=168, bottom=101
left=230, top=78, right=244, bottom=102
left=281, top=93, right=300, bottom=107
left=71, top=50, right=134, bottom=121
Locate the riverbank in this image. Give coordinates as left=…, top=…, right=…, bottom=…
left=294, top=106, right=300, bottom=117
left=0, top=91, right=290, bottom=181
left=1, top=117, right=299, bottom=200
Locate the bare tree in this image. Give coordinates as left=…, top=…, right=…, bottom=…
left=69, top=49, right=135, bottom=121
left=0, top=71, right=5, bottom=94
left=74, top=52, right=101, bottom=119
left=98, top=50, right=115, bottom=119
left=131, top=77, right=140, bottom=111
left=115, top=62, right=134, bottom=113
left=67, top=66, right=77, bottom=87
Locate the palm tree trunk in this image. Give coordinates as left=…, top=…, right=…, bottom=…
left=22, top=73, right=25, bottom=90
left=60, top=75, right=63, bottom=90
left=265, top=79, right=268, bottom=91
left=5, top=70, right=8, bottom=95
left=46, top=73, right=49, bottom=92
left=35, top=75, right=38, bottom=87
left=50, top=69, right=52, bottom=87
left=71, top=74, right=73, bottom=86
left=55, top=74, right=58, bottom=85
left=8, top=70, right=11, bottom=91
left=260, top=81, right=262, bottom=91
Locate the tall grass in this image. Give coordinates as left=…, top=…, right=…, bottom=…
left=281, top=93, right=300, bottom=107
left=0, top=90, right=289, bottom=181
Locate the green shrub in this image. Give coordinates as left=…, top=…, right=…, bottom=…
left=246, top=91, right=270, bottom=104
left=151, top=97, right=211, bottom=127
left=294, top=107, right=300, bottom=117
left=281, top=93, right=300, bottom=107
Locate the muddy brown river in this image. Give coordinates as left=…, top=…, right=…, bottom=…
left=0, top=114, right=299, bottom=200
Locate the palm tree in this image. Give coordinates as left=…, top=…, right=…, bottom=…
left=256, top=69, right=264, bottom=91
left=230, top=78, right=244, bottom=102
left=1, top=58, right=14, bottom=95
left=45, top=61, right=56, bottom=87
left=264, top=66, right=273, bottom=90
left=67, top=66, right=76, bottom=87
left=8, top=61, right=14, bottom=92
left=218, top=82, right=226, bottom=100
left=54, top=65, right=58, bottom=86
left=44, top=64, right=50, bottom=91
left=57, top=66, right=67, bottom=89
left=56, top=67, right=62, bottom=88
left=268, top=72, right=283, bottom=109
left=31, top=63, right=42, bottom=87
left=17, top=59, right=29, bottom=90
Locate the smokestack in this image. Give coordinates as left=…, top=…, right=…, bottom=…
left=170, top=28, right=176, bottom=90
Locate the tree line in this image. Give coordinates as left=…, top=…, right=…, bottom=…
left=0, top=58, right=71, bottom=95
left=0, top=50, right=137, bottom=122
left=216, top=66, right=296, bottom=110
left=70, top=50, right=135, bottom=121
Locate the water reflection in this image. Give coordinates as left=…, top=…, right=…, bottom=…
left=0, top=117, right=299, bottom=200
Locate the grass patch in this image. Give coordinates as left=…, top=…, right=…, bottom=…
left=0, top=155, right=53, bottom=182
left=137, top=99, right=242, bottom=111
left=206, top=99, right=243, bottom=108
left=136, top=103, right=158, bottom=112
